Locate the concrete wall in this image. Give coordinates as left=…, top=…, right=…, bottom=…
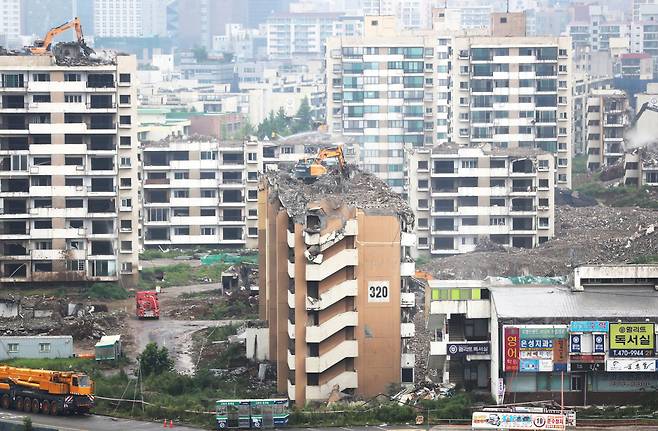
left=0, top=336, right=73, bottom=360
left=242, top=328, right=269, bottom=361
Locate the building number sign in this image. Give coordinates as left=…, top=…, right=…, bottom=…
left=368, top=281, right=390, bottom=303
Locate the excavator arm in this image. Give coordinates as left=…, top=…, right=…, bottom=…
left=630, top=101, right=658, bottom=128
left=30, top=17, right=88, bottom=55
left=295, top=146, right=346, bottom=180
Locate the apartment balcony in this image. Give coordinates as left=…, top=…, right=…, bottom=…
left=287, top=349, right=295, bottom=371
left=287, top=380, right=296, bottom=402
left=401, top=292, right=415, bottom=308
left=287, top=259, right=295, bottom=279
left=288, top=319, right=295, bottom=340
left=305, top=311, right=358, bottom=343
left=287, top=229, right=295, bottom=248
left=400, top=261, right=415, bottom=277
left=304, top=219, right=357, bottom=247
left=401, top=322, right=415, bottom=338
left=305, top=340, right=358, bottom=373
left=288, top=289, right=295, bottom=309
left=305, top=371, right=357, bottom=402
left=305, top=249, right=357, bottom=281
left=306, top=279, right=357, bottom=311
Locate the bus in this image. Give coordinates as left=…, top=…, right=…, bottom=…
left=216, top=399, right=289, bottom=429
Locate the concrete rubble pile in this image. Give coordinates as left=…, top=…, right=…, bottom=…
left=423, top=205, right=658, bottom=279
left=267, top=166, right=415, bottom=225
left=51, top=42, right=117, bottom=66
left=391, top=381, right=456, bottom=405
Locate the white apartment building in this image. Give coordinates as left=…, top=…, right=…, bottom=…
left=408, top=147, right=555, bottom=255
left=141, top=138, right=272, bottom=250
left=0, top=53, right=140, bottom=286
left=94, top=0, right=168, bottom=38
left=327, top=15, right=573, bottom=191
left=0, top=0, right=20, bottom=44
left=266, top=13, right=363, bottom=60
left=585, top=89, right=629, bottom=171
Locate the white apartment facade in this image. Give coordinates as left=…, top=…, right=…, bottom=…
left=0, top=0, right=20, bottom=44
left=141, top=138, right=272, bottom=250
left=327, top=15, right=573, bottom=192
left=408, top=147, right=555, bottom=255
left=94, top=0, right=168, bottom=38
left=266, top=13, right=363, bottom=59
left=0, top=54, right=140, bottom=286
left=585, top=89, right=629, bottom=171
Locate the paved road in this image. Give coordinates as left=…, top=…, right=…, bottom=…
left=0, top=411, right=204, bottom=431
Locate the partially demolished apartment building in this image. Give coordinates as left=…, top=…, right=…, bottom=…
left=0, top=52, right=140, bottom=285
left=585, top=89, right=629, bottom=171
left=259, top=168, right=417, bottom=404
left=408, top=146, right=555, bottom=255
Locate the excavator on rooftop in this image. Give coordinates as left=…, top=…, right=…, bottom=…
left=294, top=145, right=347, bottom=181
left=29, top=17, right=94, bottom=57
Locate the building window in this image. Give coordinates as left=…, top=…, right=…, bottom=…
left=201, top=227, right=216, bottom=236
left=121, top=198, right=132, bottom=208
left=539, top=217, right=549, bottom=228
left=557, top=174, right=567, bottom=182
left=120, top=177, right=131, bottom=187
left=461, top=160, right=477, bottom=169
left=200, top=208, right=216, bottom=216
left=39, top=343, right=51, bottom=353
left=490, top=217, right=505, bottom=226
left=174, top=227, right=190, bottom=236
left=121, top=262, right=133, bottom=273
left=247, top=190, right=257, bottom=200
left=119, top=95, right=131, bottom=104
left=32, top=73, right=50, bottom=82
left=173, top=190, right=189, bottom=198
left=201, top=189, right=216, bottom=198
left=64, top=94, right=82, bottom=103
left=34, top=220, right=52, bottom=229
left=247, top=171, right=258, bottom=181
left=248, top=152, right=257, bottom=161
left=248, top=227, right=258, bottom=236
left=120, top=136, right=131, bottom=147
left=119, top=115, right=131, bottom=125
left=174, top=171, right=189, bottom=180
left=120, top=157, right=131, bottom=167
left=119, top=73, right=131, bottom=83
left=201, top=151, right=217, bottom=160
left=64, top=73, right=81, bottom=82
left=8, top=344, right=18, bottom=353
left=120, top=220, right=132, bottom=231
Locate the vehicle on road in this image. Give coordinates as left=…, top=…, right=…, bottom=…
left=0, top=365, right=94, bottom=415
left=136, top=290, right=160, bottom=319
left=216, top=398, right=288, bottom=429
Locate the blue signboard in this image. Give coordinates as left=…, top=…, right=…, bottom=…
left=553, top=363, right=568, bottom=372
left=570, top=334, right=581, bottom=353
left=519, top=359, right=539, bottom=372
left=570, top=321, right=609, bottom=333
left=594, top=334, right=605, bottom=353
left=520, top=339, right=553, bottom=349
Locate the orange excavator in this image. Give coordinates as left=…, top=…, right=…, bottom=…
left=294, top=146, right=347, bottom=180
left=30, top=17, right=94, bottom=56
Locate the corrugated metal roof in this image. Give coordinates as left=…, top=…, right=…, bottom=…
left=491, top=287, right=658, bottom=319
left=95, top=335, right=121, bottom=347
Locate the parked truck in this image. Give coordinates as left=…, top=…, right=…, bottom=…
left=0, top=366, right=94, bottom=415
left=136, top=290, right=160, bottom=319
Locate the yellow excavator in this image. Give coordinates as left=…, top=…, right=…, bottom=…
left=294, top=146, right=346, bottom=180
left=30, top=17, right=93, bottom=56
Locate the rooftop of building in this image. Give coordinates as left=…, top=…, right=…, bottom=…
left=0, top=42, right=119, bottom=66
left=491, top=286, right=658, bottom=319
left=427, top=143, right=553, bottom=158
left=142, top=134, right=246, bottom=148
left=265, top=167, right=414, bottom=225
left=275, top=131, right=356, bottom=146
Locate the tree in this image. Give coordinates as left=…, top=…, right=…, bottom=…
left=292, top=96, right=313, bottom=133
left=192, top=46, right=208, bottom=62
left=138, top=342, right=174, bottom=376
left=274, top=107, right=289, bottom=135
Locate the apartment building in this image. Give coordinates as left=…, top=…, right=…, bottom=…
left=0, top=0, right=20, bottom=46
left=585, top=89, right=629, bottom=171
left=259, top=168, right=416, bottom=404
left=327, top=14, right=573, bottom=191
left=142, top=137, right=274, bottom=250
left=408, top=146, right=555, bottom=255
left=0, top=53, right=140, bottom=286
left=266, top=13, right=362, bottom=60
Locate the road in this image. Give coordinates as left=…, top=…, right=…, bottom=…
left=0, top=411, right=204, bottom=431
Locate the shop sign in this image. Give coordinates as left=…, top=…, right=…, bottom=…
left=447, top=342, right=490, bottom=356
left=472, top=412, right=566, bottom=430
left=504, top=327, right=520, bottom=372
left=593, top=334, right=605, bottom=353
left=569, top=334, right=581, bottom=353
left=553, top=339, right=568, bottom=363
left=569, top=321, right=609, bottom=333
left=570, top=354, right=604, bottom=363
left=571, top=362, right=603, bottom=371
left=521, top=339, right=553, bottom=349
left=605, top=358, right=657, bottom=372
left=520, top=350, right=552, bottom=360
left=609, top=323, right=655, bottom=350
left=520, top=327, right=568, bottom=340
left=520, top=359, right=539, bottom=372
left=609, top=349, right=654, bottom=358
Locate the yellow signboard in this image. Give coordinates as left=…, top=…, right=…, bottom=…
left=609, top=323, right=655, bottom=350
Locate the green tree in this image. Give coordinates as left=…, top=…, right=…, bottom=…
left=192, top=46, right=208, bottom=62
left=138, top=342, right=174, bottom=376
left=292, top=96, right=313, bottom=133
left=274, top=107, right=289, bottom=135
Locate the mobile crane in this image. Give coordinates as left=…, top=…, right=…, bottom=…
left=0, top=366, right=94, bottom=415
left=294, top=146, right=346, bottom=180
left=29, top=17, right=94, bottom=56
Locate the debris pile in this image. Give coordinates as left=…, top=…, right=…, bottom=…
left=422, top=205, right=658, bottom=279
left=52, top=42, right=116, bottom=66
left=266, top=167, right=414, bottom=226
left=0, top=310, right=126, bottom=340
left=391, top=381, right=456, bottom=405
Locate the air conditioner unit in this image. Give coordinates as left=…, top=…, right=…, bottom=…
left=76, top=165, right=85, bottom=171
left=30, top=167, right=39, bottom=174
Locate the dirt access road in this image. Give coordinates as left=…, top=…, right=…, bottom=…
left=125, top=282, right=242, bottom=373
